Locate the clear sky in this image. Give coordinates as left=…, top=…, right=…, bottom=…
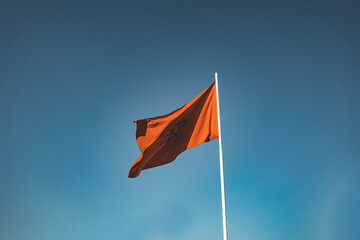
left=1, top=0, right=359, bottom=239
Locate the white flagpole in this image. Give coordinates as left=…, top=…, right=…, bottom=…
left=215, top=72, right=228, bottom=240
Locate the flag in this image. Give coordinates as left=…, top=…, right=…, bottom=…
left=129, top=81, right=219, bottom=178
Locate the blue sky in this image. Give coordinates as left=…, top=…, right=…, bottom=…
left=1, top=0, right=359, bottom=239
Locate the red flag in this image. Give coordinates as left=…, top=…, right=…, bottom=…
left=129, top=82, right=218, bottom=178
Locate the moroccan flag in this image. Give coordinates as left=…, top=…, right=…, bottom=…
left=129, top=81, right=219, bottom=178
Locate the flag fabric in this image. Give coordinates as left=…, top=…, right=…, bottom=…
left=129, top=81, right=219, bottom=178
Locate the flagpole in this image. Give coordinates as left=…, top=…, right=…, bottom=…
left=215, top=73, right=228, bottom=240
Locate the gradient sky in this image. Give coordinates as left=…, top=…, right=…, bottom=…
left=1, top=0, right=360, bottom=240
